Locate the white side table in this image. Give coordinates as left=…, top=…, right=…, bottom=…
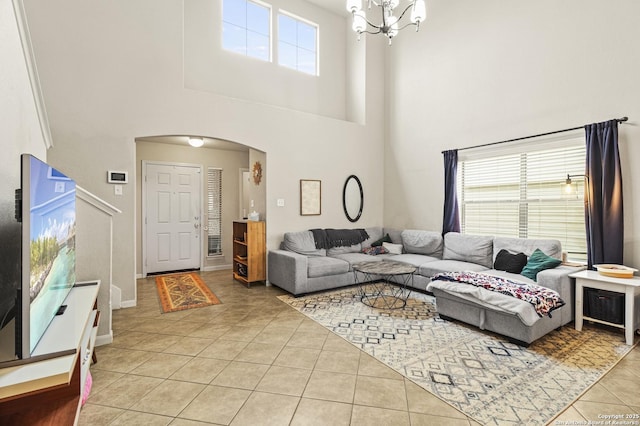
left=570, top=270, right=640, bottom=345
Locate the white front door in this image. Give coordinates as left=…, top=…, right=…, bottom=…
left=143, top=162, right=202, bottom=275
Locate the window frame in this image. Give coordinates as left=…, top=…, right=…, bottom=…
left=222, top=0, right=272, bottom=62
left=277, top=10, right=319, bottom=76
left=456, top=138, right=587, bottom=261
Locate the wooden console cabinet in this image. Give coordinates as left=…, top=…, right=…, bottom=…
left=233, top=220, right=266, bottom=286
left=0, top=281, right=100, bottom=425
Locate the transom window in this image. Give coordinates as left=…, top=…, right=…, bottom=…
left=222, top=0, right=271, bottom=61
left=457, top=142, right=587, bottom=262
left=278, top=12, right=318, bottom=75
left=220, top=1, right=319, bottom=76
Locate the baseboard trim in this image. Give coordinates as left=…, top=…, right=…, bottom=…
left=136, top=264, right=232, bottom=278
left=96, top=332, right=113, bottom=347
left=202, top=264, right=232, bottom=272
left=120, top=299, right=137, bottom=309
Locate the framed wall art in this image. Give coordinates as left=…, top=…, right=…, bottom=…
left=300, top=179, right=321, bottom=215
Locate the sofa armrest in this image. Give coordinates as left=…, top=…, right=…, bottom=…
left=536, top=265, right=587, bottom=325
left=268, top=249, right=309, bottom=295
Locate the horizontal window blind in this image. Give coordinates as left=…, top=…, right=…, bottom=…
left=458, top=143, right=587, bottom=261
left=207, top=168, right=223, bottom=256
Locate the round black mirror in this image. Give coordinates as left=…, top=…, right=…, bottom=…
left=343, top=175, right=363, bottom=222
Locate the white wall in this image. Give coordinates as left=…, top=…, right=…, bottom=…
left=22, top=0, right=386, bottom=304
left=385, top=0, right=640, bottom=268
left=0, top=0, right=46, bottom=172
left=75, top=197, right=113, bottom=341
left=247, top=149, right=267, bottom=220
left=185, top=0, right=348, bottom=121
left=0, top=0, right=48, bottom=361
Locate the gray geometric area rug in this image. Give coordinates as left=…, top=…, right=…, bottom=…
left=278, top=285, right=636, bottom=425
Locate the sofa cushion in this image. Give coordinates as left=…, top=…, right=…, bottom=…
left=383, top=228, right=403, bottom=244
left=370, top=233, right=392, bottom=247
left=283, top=231, right=326, bottom=257
left=361, top=227, right=384, bottom=247
left=307, top=256, right=350, bottom=278
left=401, top=230, right=443, bottom=257
left=419, top=259, right=489, bottom=278
left=443, top=233, right=494, bottom=268
left=327, top=244, right=361, bottom=256
left=494, top=249, right=528, bottom=274
left=493, top=237, right=562, bottom=261
left=390, top=253, right=439, bottom=268
left=331, top=253, right=384, bottom=270
left=484, top=269, right=536, bottom=285
left=521, top=248, right=562, bottom=281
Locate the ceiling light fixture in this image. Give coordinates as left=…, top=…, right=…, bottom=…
left=188, top=137, right=204, bottom=148
left=346, top=0, right=426, bottom=45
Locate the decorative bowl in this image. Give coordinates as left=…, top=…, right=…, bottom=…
left=594, top=264, right=638, bottom=278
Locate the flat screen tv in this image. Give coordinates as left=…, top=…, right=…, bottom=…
left=15, top=154, right=76, bottom=359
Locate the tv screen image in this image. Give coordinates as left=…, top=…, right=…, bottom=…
left=19, top=154, right=76, bottom=357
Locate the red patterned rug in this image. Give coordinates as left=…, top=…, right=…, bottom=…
left=155, top=273, right=220, bottom=313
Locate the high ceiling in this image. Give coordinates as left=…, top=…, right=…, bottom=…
left=307, top=0, right=348, bottom=16
left=136, top=136, right=249, bottom=152
left=136, top=2, right=349, bottom=152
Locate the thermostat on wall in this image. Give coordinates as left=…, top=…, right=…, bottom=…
left=107, top=170, right=128, bottom=184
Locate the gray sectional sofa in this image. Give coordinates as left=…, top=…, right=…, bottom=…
left=268, top=227, right=585, bottom=345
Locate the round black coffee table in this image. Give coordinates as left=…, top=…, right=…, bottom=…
left=352, top=260, right=416, bottom=309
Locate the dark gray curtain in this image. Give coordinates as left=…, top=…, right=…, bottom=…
left=585, top=120, right=624, bottom=269
left=442, top=149, right=460, bottom=234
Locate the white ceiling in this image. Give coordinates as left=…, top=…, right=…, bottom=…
left=136, top=135, right=250, bottom=152
left=307, top=0, right=348, bottom=16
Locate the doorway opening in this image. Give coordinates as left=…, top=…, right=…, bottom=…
left=135, top=135, right=265, bottom=278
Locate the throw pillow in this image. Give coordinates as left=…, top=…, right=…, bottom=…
left=494, top=249, right=528, bottom=274
left=371, top=233, right=392, bottom=247
left=382, top=242, right=403, bottom=255
left=362, top=246, right=389, bottom=255
left=521, top=248, right=562, bottom=281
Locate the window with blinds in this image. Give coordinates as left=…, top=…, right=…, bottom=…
left=457, top=142, right=587, bottom=261
left=207, top=168, right=223, bottom=256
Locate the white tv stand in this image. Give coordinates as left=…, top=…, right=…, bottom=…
left=0, top=280, right=100, bottom=425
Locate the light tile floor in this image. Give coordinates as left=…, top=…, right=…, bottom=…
left=80, top=270, right=640, bottom=425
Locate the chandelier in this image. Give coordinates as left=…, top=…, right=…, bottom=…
left=346, top=0, right=426, bottom=44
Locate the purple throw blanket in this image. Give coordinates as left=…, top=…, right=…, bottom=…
left=432, top=271, right=565, bottom=318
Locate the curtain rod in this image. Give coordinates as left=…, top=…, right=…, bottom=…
left=443, top=117, right=629, bottom=154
